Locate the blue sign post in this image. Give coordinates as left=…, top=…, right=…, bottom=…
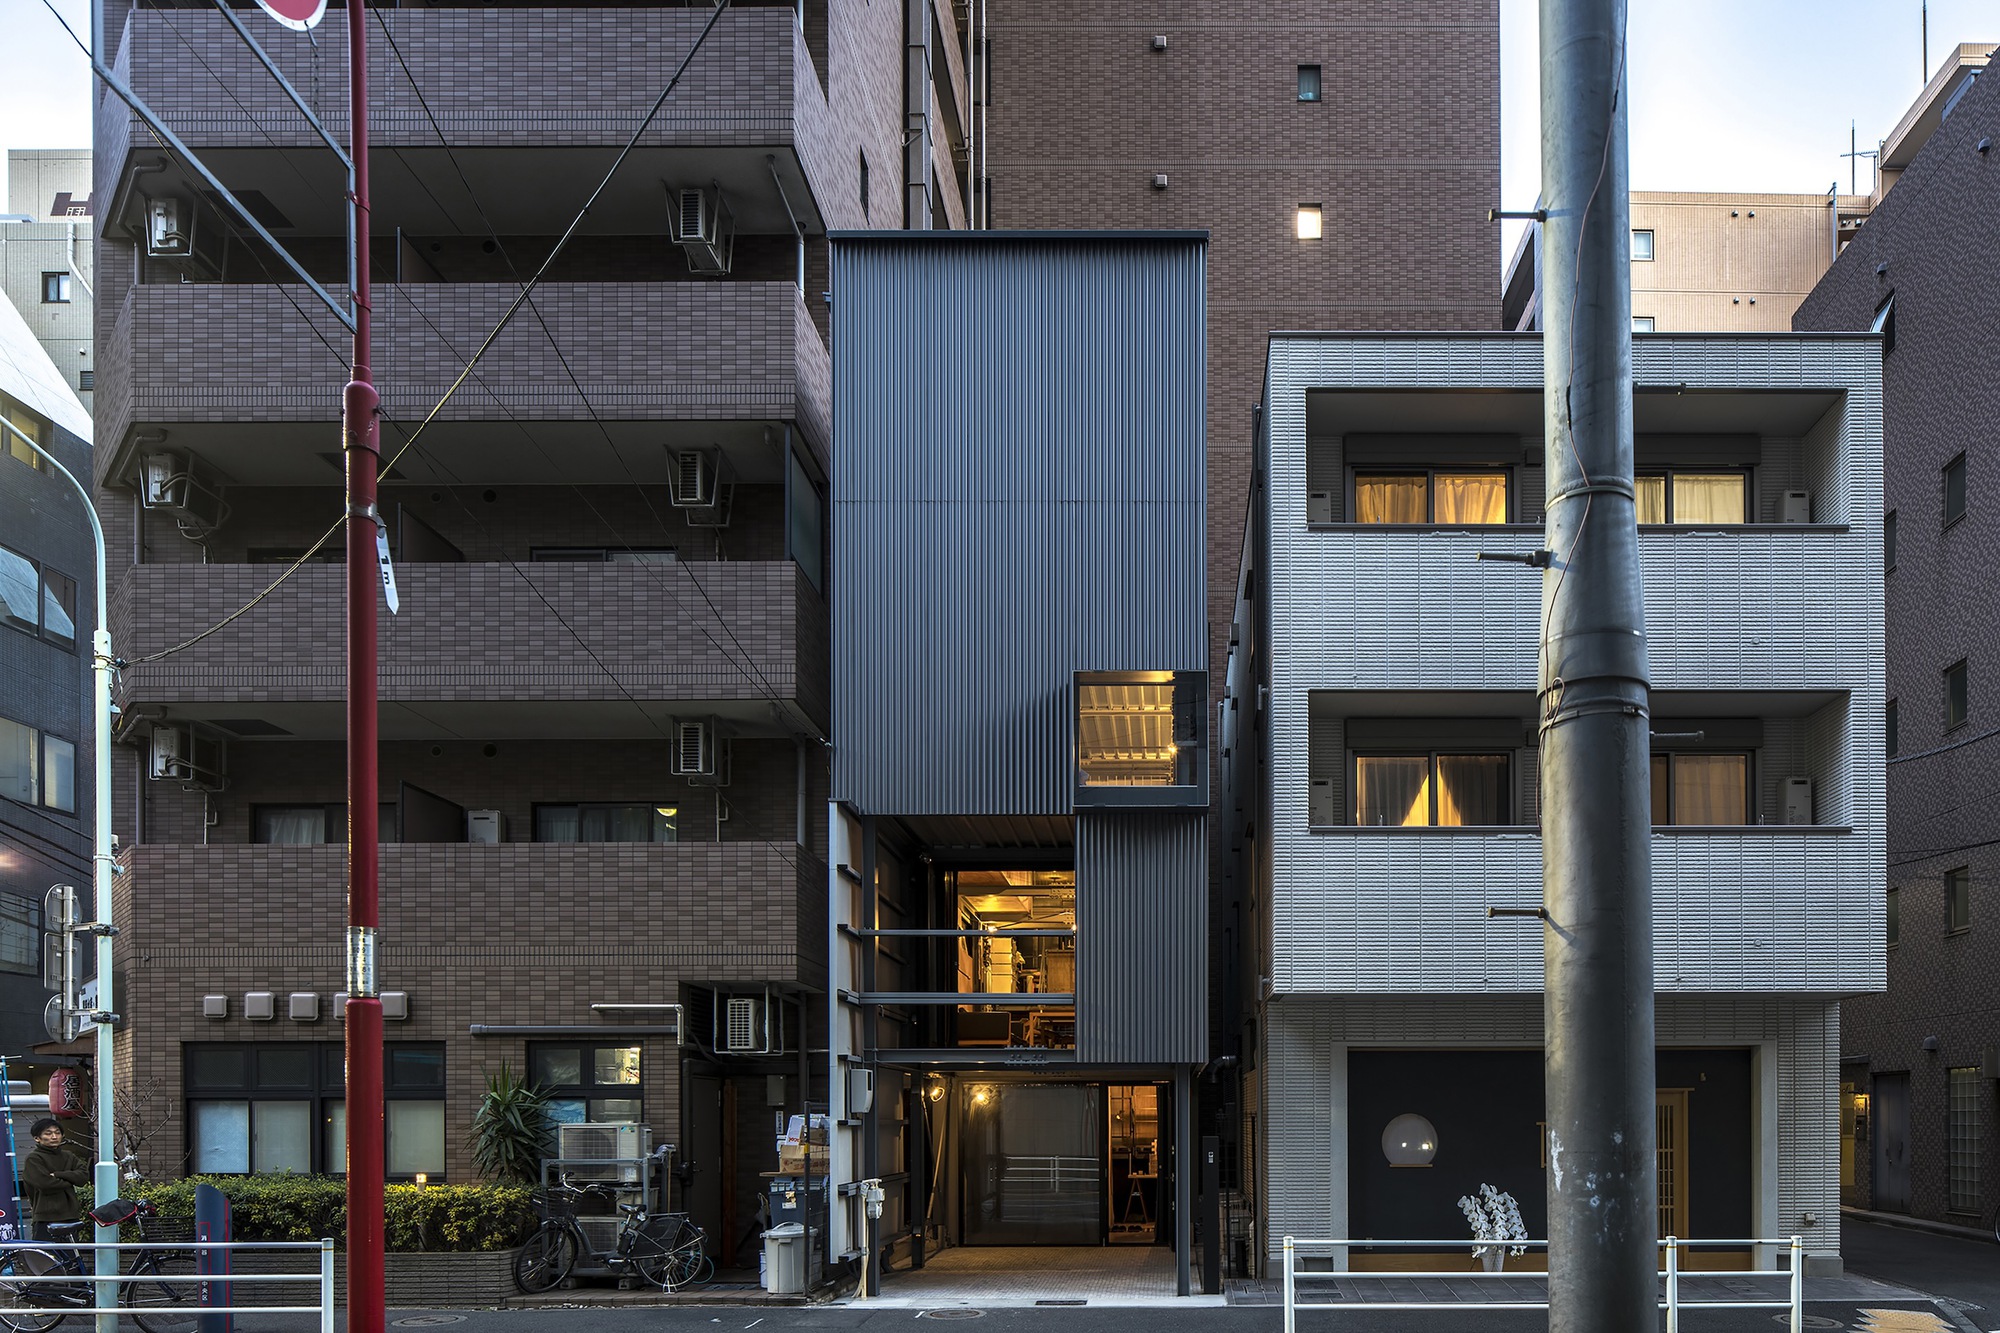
left=194, top=1182, right=233, bottom=1333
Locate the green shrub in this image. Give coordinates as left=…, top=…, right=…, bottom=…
left=108, top=1176, right=532, bottom=1252
left=470, top=1064, right=554, bottom=1185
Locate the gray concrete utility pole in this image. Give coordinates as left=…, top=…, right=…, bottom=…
left=1536, top=1, right=1657, bottom=1330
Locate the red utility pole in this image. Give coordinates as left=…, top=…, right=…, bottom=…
left=342, top=0, right=385, bottom=1328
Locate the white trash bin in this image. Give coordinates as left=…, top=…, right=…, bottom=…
left=762, top=1222, right=806, bottom=1295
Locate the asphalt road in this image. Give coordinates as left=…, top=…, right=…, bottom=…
left=1841, top=1216, right=2000, bottom=1331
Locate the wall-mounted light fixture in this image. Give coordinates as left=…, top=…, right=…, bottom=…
left=1296, top=205, right=1323, bottom=241
left=969, top=1085, right=993, bottom=1108
left=1382, top=1112, right=1438, bottom=1167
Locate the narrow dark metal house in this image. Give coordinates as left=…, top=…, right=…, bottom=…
left=824, top=232, right=1209, bottom=1294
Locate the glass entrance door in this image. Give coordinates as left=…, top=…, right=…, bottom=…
left=961, top=1083, right=1103, bottom=1244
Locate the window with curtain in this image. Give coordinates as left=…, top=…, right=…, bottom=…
left=1635, top=471, right=1749, bottom=525
left=189, top=1042, right=445, bottom=1179
left=1353, top=753, right=1509, bottom=826
left=533, top=804, right=678, bottom=843
left=1649, top=752, right=1750, bottom=825
left=1354, top=471, right=1507, bottom=524
left=255, top=806, right=330, bottom=845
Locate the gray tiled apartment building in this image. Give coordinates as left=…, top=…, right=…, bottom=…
left=1794, top=45, right=2000, bottom=1235
left=91, top=0, right=945, bottom=1265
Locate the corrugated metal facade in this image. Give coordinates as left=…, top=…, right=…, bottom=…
left=1075, top=812, right=1207, bottom=1063
left=828, top=234, right=1208, bottom=815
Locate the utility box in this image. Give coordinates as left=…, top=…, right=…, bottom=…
left=466, top=810, right=503, bottom=843
left=1782, top=778, right=1814, bottom=825
left=762, top=1223, right=805, bottom=1295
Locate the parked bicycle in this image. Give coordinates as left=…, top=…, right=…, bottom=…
left=0, top=1196, right=198, bottom=1332
left=514, top=1178, right=711, bottom=1294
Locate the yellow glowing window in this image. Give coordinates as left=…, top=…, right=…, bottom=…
left=1076, top=671, right=1201, bottom=788
left=1354, top=471, right=1507, bottom=524
left=1353, top=753, right=1509, bottom=826
left=1296, top=205, right=1322, bottom=240
left=1635, top=471, right=1747, bottom=525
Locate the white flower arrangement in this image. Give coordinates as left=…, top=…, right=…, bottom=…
left=1456, top=1182, right=1528, bottom=1258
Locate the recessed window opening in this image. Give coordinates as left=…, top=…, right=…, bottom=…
left=1945, top=659, right=1968, bottom=730
left=41, top=273, right=70, bottom=304
left=1649, top=752, right=1750, bottom=826
left=1354, top=471, right=1508, bottom=524
left=1297, top=64, right=1322, bottom=101
left=1944, top=453, right=1967, bottom=526
left=0, top=718, right=73, bottom=814
left=1353, top=753, right=1509, bottom=826
left=3, top=401, right=44, bottom=469
left=1630, top=229, right=1655, bottom=261
left=531, top=1042, right=643, bottom=1124
left=186, top=1042, right=444, bottom=1179
left=1635, top=471, right=1749, bottom=525
left=1076, top=671, right=1202, bottom=789
left=534, top=803, right=679, bottom=843
left=0, top=543, right=77, bottom=648
left=952, top=867, right=1075, bottom=1052
left=1886, top=886, right=1900, bottom=946
left=1871, top=294, right=1896, bottom=354
left=1631, top=316, right=1656, bottom=332
left=1885, top=509, right=1898, bottom=569
left=1296, top=204, right=1322, bottom=240
left=1946, top=866, right=1972, bottom=933
left=1886, top=699, right=1899, bottom=757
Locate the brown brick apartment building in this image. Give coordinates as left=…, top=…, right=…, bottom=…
left=1793, top=47, right=2000, bottom=1232
left=90, top=0, right=948, bottom=1265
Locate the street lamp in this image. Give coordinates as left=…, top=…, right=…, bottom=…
left=0, top=414, right=118, bottom=1332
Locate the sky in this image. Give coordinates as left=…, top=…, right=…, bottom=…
left=1, top=0, right=1994, bottom=266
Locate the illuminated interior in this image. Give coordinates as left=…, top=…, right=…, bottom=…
left=953, top=868, right=1076, bottom=1049
left=1076, top=671, right=1201, bottom=788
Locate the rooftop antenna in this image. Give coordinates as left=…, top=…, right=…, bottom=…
left=1840, top=120, right=1879, bottom=195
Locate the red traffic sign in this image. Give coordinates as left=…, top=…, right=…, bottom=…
left=252, top=0, right=327, bottom=31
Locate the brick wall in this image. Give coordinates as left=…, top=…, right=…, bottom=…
left=1793, top=61, right=2000, bottom=1225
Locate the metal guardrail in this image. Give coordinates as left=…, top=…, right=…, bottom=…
left=0, top=1237, right=335, bottom=1330
left=1280, top=1234, right=1806, bottom=1331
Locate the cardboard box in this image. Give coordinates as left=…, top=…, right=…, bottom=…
left=778, top=1144, right=831, bottom=1174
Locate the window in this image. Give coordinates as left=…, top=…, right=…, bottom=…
left=1631, top=316, right=1655, bottom=332
left=953, top=868, right=1075, bottom=1050
left=531, top=1043, right=643, bottom=1125
left=0, top=896, right=38, bottom=976
left=1949, top=1066, right=1981, bottom=1212
left=1075, top=671, right=1204, bottom=799
left=1296, top=205, right=1322, bottom=240
left=1631, top=229, right=1655, bottom=261
left=0, top=719, right=73, bottom=814
left=1885, top=509, right=1897, bottom=570
left=40, top=273, right=71, bottom=304
left=3, top=402, right=43, bottom=469
left=1886, top=886, right=1900, bottom=947
left=1946, top=866, right=1971, bottom=933
left=1886, top=699, right=1898, bottom=757
left=1650, top=752, right=1750, bottom=826
left=533, top=803, right=678, bottom=843
left=76, top=371, right=92, bottom=392
left=1635, top=471, right=1749, bottom=525
left=1871, top=293, right=1895, bottom=354
left=1353, top=753, right=1509, bottom=826
left=1354, top=470, right=1508, bottom=524
left=187, top=1042, right=445, bottom=1179
left=1944, top=453, right=1967, bottom=527
left=253, top=803, right=395, bottom=844
left=0, top=544, right=76, bottom=648
left=1945, top=659, right=1968, bottom=731
left=1297, top=64, right=1322, bottom=101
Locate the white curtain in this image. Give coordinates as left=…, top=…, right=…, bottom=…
left=1671, top=473, right=1747, bottom=525
left=1355, top=756, right=1429, bottom=826
left=1635, top=475, right=1669, bottom=525
left=1671, top=754, right=1749, bottom=825
left=1433, top=474, right=1508, bottom=525
left=1436, top=754, right=1507, bottom=825
left=257, top=807, right=327, bottom=845
left=1355, top=476, right=1427, bottom=524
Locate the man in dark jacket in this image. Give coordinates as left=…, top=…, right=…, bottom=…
left=21, top=1118, right=90, bottom=1242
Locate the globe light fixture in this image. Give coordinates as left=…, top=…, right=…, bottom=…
left=1382, top=1112, right=1438, bottom=1167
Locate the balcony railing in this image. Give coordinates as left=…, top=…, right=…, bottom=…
left=114, top=560, right=829, bottom=729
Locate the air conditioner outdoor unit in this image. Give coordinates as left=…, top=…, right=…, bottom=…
left=557, top=1122, right=650, bottom=1183
left=672, top=720, right=729, bottom=785
left=142, top=196, right=224, bottom=279
left=1781, top=490, right=1812, bottom=523
left=140, top=451, right=229, bottom=537
left=667, top=184, right=735, bottom=275
left=719, top=993, right=784, bottom=1054
left=147, top=723, right=226, bottom=792
left=671, top=450, right=717, bottom=507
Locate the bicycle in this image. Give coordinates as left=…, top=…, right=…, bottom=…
left=514, top=1179, right=712, bottom=1294
left=0, top=1196, right=199, bottom=1332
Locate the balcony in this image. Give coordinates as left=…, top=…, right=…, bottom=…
left=98, top=279, right=830, bottom=488
left=100, top=7, right=838, bottom=236
left=1267, top=827, right=1881, bottom=996
left=1269, top=527, right=1874, bottom=693
left=115, top=839, right=828, bottom=995
left=112, top=560, right=829, bottom=735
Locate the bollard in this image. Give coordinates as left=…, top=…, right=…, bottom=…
left=1800, top=1232, right=1816, bottom=1328
left=1664, top=1236, right=1678, bottom=1333
left=1282, top=1235, right=1296, bottom=1333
